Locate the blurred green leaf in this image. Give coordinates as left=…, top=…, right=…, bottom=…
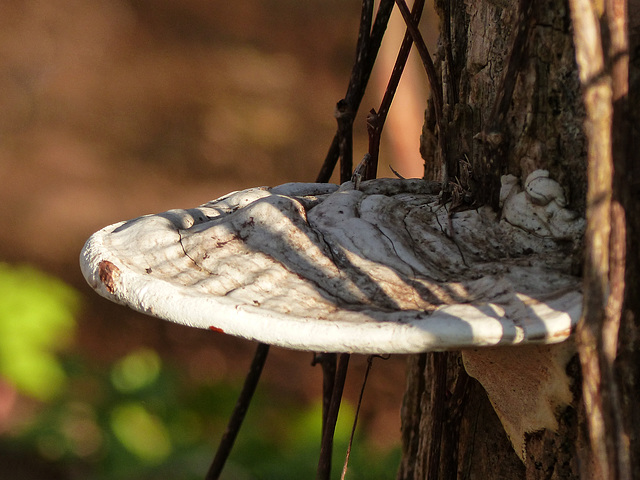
left=0, top=263, right=78, bottom=400
left=110, top=401, right=172, bottom=464
left=110, top=348, right=161, bottom=393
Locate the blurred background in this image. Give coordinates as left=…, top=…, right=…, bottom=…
left=0, top=0, right=435, bottom=478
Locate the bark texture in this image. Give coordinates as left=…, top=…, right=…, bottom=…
left=620, top=4, right=640, bottom=476
left=422, top=0, right=587, bottom=209
left=399, top=0, right=608, bottom=478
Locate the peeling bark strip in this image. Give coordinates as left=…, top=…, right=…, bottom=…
left=81, top=176, right=583, bottom=354
left=569, top=0, right=631, bottom=478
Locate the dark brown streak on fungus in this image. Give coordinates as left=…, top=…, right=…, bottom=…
left=99, top=260, right=120, bottom=294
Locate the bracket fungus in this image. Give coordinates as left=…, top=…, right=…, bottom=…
left=80, top=172, right=583, bottom=355
left=81, top=171, right=586, bottom=461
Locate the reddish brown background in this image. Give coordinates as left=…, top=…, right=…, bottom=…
left=0, top=0, right=436, bottom=452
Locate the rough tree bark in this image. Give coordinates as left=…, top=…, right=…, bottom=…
left=398, top=0, right=637, bottom=478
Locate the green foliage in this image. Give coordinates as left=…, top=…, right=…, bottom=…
left=227, top=399, right=401, bottom=480
left=110, top=401, right=172, bottom=464
left=0, top=263, right=79, bottom=400
left=110, top=348, right=162, bottom=393
left=1, top=265, right=400, bottom=478
left=12, top=350, right=399, bottom=479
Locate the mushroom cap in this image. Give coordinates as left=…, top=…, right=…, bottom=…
left=80, top=178, right=583, bottom=354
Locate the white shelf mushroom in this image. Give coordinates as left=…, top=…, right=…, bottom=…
left=80, top=173, right=587, bottom=460
left=80, top=175, right=584, bottom=355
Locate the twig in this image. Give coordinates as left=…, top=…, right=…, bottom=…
left=205, top=343, right=270, bottom=480
left=393, top=0, right=448, bottom=187
left=352, top=153, right=371, bottom=190
left=389, top=164, right=406, bottom=179
left=347, top=0, right=396, bottom=111
left=337, top=0, right=373, bottom=183
left=316, top=353, right=351, bottom=480
left=316, top=135, right=340, bottom=183
left=365, top=0, right=426, bottom=179
left=393, top=0, right=443, bottom=129
left=366, top=109, right=383, bottom=179
left=336, top=100, right=355, bottom=183
left=340, top=355, right=378, bottom=480
left=316, top=0, right=395, bottom=183
left=312, top=352, right=338, bottom=457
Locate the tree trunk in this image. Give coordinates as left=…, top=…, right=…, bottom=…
left=399, top=0, right=637, bottom=478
